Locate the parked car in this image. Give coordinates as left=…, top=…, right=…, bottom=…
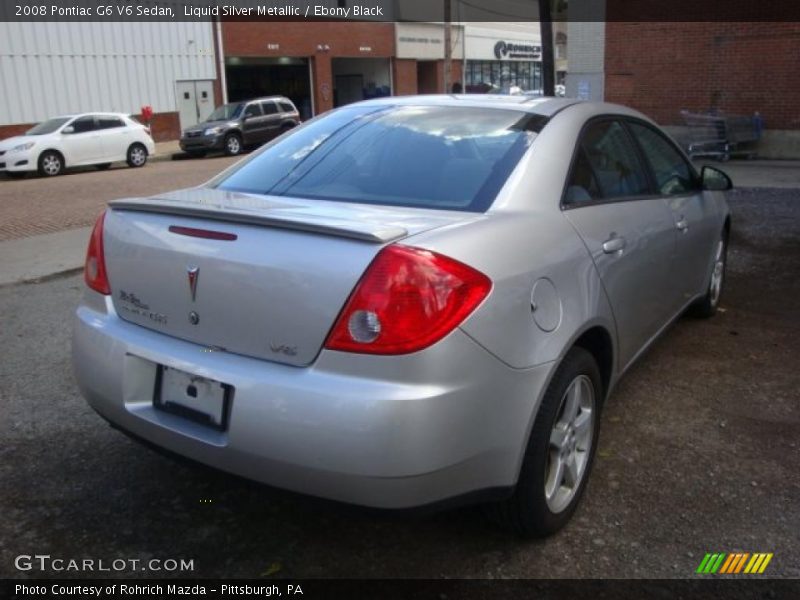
left=0, top=113, right=154, bottom=178
left=73, top=96, right=732, bottom=537
left=179, top=96, right=300, bottom=157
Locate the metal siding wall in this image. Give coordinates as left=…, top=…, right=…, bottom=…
left=0, top=22, right=216, bottom=125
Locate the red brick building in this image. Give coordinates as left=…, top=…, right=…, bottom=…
left=602, top=18, right=800, bottom=157
left=221, top=21, right=462, bottom=121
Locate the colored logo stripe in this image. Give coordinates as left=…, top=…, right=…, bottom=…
left=744, top=553, right=773, bottom=574
left=697, top=553, right=726, bottom=574
left=720, top=553, right=749, bottom=574
left=697, top=552, right=773, bottom=574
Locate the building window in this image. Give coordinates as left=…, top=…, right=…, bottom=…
left=465, top=61, right=542, bottom=93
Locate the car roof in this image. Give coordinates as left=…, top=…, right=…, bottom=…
left=51, top=112, right=131, bottom=119
left=243, top=96, right=293, bottom=103
left=352, top=95, right=647, bottom=120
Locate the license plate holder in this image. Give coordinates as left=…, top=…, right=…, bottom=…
left=153, top=365, right=232, bottom=431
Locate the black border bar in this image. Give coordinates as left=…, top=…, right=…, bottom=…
left=1, top=0, right=799, bottom=23
left=4, top=579, right=800, bottom=600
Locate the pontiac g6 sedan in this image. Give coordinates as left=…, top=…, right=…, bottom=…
left=72, top=96, right=731, bottom=536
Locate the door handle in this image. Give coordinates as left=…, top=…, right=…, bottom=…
left=602, top=236, right=626, bottom=254
left=675, top=218, right=689, bottom=232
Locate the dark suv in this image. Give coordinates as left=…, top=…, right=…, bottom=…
left=179, top=96, right=300, bottom=157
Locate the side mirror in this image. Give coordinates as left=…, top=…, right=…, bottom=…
left=62, top=125, right=75, bottom=134
left=701, top=165, right=733, bottom=191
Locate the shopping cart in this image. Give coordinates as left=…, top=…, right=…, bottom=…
left=680, top=110, right=762, bottom=160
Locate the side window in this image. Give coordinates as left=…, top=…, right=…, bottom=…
left=628, top=122, right=698, bottom=195
left=261, top=102, right=278, bottom=115
left=98, top=117, right=124, bottom=129
left=243, top=104, right=262, bottom=118
left=71, top=116, right=97, bottom=134
left=565, top=148, right=602, bottom=205
left=579, top=120, right=650, bottom=200
left=279, top=102, right=295, bottom=113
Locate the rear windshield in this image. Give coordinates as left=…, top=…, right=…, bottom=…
left=207, top=103, right=243, bottom=121
left=26, top=118, right=71, bottom=135
left=216, top=105, right=543, bottom=212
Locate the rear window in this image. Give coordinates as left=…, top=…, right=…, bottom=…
left=98, top=117, right=125, bottom=129
left=217, top=105, right=543, bottom=212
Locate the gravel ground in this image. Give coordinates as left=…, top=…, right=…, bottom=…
left=0, top=187, right=798, bottom=580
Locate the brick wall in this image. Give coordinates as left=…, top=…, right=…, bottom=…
left=0, top=112, right=179, bottom=143
left=0, top=123, right=31, bottom=140
left=145, top=112, right=181, bottom=142
left=604, top=20, right=800, bottom=130
left=393, top=59, right=417, bottom=95
left=223, top=21, right=395, bottom=114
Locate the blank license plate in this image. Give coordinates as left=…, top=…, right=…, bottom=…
left=153, top=366, right=232, bottom=430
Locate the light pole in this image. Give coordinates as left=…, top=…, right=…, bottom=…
left=444, top=0, right=452, bottom=93
left=539, top=0, right=555, bottom=96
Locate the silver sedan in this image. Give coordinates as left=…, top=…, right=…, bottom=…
left=72, top=96, right=731, bottom=537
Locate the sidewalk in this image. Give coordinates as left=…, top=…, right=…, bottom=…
left=0, top=227, right=90, bottom=285
left=152, top=139, right=181, bottom=162
left=1, top=159, right=799, bottom=287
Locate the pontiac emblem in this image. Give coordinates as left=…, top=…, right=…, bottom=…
left=187, top=266, right=199, bottom=301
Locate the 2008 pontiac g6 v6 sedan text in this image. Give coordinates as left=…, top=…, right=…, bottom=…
left=72, top=96, right=731, bottom=536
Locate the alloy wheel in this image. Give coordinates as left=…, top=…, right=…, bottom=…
left=709, top=238, right=725, bottom=307
left=130, top=146, right=147, bottom=166
left=41, top=154, right=61, bottom=176
left=226, top=136, right=241, bottom=155
left=545, top=374, right=595, bottom=513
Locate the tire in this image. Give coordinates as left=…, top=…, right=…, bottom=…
left=38, top=150, right=64, bottom=177
left=96, top=163, right=112, bottom=170
left=688, top=228, right=728, bottom=318
left=490, top=347, right=603, bottom=538
left=223, top=133, right=243, bottom=156
left=126, top=143, right=148, bottom=168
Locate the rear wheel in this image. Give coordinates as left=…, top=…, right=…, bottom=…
left=689, top=229, right=728, bottom=318
left=126, top=143, right=148, bottom=168
left=490, top=347, right=602, bottom=537
left=38, top=151, right=64, bottom=177
left=223, top=133, right=242, bottom=156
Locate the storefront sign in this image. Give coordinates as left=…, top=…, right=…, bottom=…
left=493, top=41, right=541, bottom=60
left=395, top=22, right=464, bottom=60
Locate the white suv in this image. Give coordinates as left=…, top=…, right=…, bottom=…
left=0, top=113, right=156, bottom=178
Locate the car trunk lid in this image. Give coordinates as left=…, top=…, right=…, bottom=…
left=103, top=187, right=478, bottom=366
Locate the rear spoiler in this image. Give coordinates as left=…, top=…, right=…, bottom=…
left=109, top=198, right=408, bottom=244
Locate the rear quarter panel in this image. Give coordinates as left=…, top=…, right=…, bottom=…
left=405, top=106, right=624, bottom=372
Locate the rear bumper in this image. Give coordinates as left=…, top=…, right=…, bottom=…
left=72, top=291, right=554, bottom=509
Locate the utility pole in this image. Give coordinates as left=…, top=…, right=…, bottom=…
left=538, top=0, right=555, bottom=96
left=444, top=0, right=452, bottom=93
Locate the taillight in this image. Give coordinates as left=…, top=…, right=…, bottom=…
left=84, top=210, right=110, bottom=295
left=324, top=245, right=492, bottom=355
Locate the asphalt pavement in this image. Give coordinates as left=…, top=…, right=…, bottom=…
left=0, top=184, right=798, bottom=579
